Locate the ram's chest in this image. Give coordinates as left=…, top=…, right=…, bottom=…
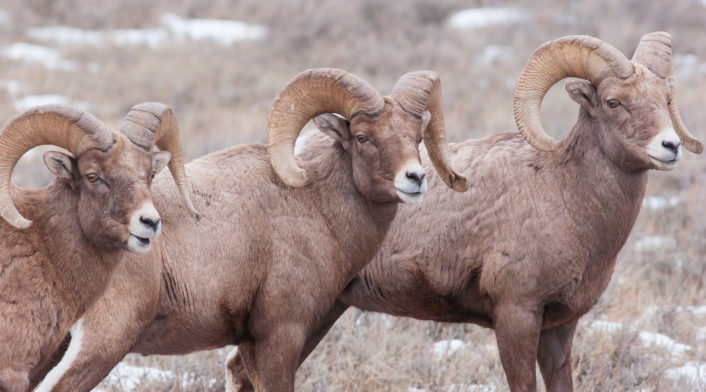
left=0, top=256, right=74, bottom=368
left=542, top=256, right=618, bottom=329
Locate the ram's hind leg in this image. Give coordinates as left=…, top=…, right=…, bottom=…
left=537, top=320, right=577, bottom=392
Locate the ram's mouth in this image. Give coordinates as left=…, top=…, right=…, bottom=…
left=134, top=235, right=151, bottom=245
left=127, top=234, right=153, bottom=254
left=396, top=189, right=424, bottom=204
left=649, top=155, right=678, bottom=170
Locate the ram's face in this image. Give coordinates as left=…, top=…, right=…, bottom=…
left=593, top=64, right=682, bottom=171
left=66, top=136, right=169, bottom=254
left=346, top=99, right=428, bottom=204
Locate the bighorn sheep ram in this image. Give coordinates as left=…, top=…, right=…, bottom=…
left=33, top=68, right=467, bottom=392
left=0, top=103, right=196, bottom=392
left=225, top=32, right=703, bottom=391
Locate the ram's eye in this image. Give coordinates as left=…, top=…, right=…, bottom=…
left=607, top=99, right=619, bottom=109
left=667, top=98, right=672, bottom=105
left=356, top=135, right=368, bottom=143
left=86, top=173, right=98, bottom=183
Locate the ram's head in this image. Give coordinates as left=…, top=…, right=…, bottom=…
left=514, top=32, right=702, bottom=172
left=0, top=103, right=197, bottom=254
left=267, top=68, right=467, bottom=204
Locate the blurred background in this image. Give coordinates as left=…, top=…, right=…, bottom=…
left=1, top=0, right=704, bottom=390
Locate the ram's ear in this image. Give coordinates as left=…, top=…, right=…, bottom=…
left=313, top=113, right=351, bottom=144
left=565, top=78, right=599, bottom=116
left=43, top=150, right=76, bottom=180
left=151, top=151, right=171, bottom=176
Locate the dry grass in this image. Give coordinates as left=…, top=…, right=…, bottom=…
left=1, top=0, right=705, bottom=390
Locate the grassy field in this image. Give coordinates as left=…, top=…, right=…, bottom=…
left=1, top=0, right=704, bottom=390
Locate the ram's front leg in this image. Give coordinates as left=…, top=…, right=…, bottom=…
left=0, top=368, right=29, bottom=392
left=239, top=325, right=307, bottom=392
left=32, top=314, right=137, bottom=392
left=226, top=300, right=349, bottom=392
left=34, top=276, right=156, bottom=392
left=493, top=303, right=543, bottom=392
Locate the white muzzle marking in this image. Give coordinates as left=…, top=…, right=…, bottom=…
left=394, top=161, right=427, bottom=204
left=647, top=127, right=682, bottom=170
left=127, top=202, right=161, bottom=254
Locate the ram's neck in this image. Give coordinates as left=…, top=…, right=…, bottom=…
left=305, top=146, right=399, bottom=287
left=12, top=183, right=122, bottom=320
left=554, top=112, right=648, bottom=263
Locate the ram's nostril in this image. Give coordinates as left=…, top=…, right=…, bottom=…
left=662, top=140, right=680, bottom=154
left=406, top=171, right=425, bottom=186
left=140, top=216, right=160, bottom=230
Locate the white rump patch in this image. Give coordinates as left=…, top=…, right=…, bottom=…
left=35, top=318, right=85, bottom=392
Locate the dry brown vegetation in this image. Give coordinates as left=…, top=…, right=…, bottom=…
left=1, top=0, right=704, bottom=390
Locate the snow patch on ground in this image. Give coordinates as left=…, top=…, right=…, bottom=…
left=678, top=305, right=706, bottom=316
left=587, top=319, right=693, bottom=359
left=0, top=79, right=21, bottom=96
left=446, top=384, right=497, bottom=392
left=642, top=195, right=681, bottom=210
left=641, top=304, right=706, bottom=320
left=111, top=28, right=167, bottom=48
left=432, top=339, right=466, bottom=357
left=696, top=327, right=706, bottom=342
left=13, top=95, right=68, bottom=111
left=27, top=26, right=102, bottom=45
left=409, top=384, right=496, bottom=392
left=12, top=95, right=92, bottom=112
left=0, top=43, right=76, bottom=71
left=673, top=53, right=706, bottom=78
left=587, top=319, right=624, bottom=334
left=638, top=331, right=693, bottom=359
left=27, top=14, right=267, bottom=48
left=664, top=361, right=706, bottom=389
left=475, top=45, right=514, bottom=65
left=634, top=235, right=676, bottom=252
left=161, top=13, right=267, bottom=45
left=103, top=363, right=175, bottom=391
left=448, top=8, right=526, bottom=29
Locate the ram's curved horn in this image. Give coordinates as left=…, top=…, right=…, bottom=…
left=267, top=68, right=385, bottom=187
left=0, top=105, right=114, bottom=229
left=666, top=77, right=703, bottom=154
left=631, top=32, right=703, bottom=154
left=513, top=35, right=634, bottom=152
left=120, top=102, right=200, bottom=217
left=390, top=71, right=467, bottom=192
left=632, top=31, right=672, bottom=78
